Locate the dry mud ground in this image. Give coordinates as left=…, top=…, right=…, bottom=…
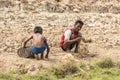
left=0, top=12, right=120, bottom=75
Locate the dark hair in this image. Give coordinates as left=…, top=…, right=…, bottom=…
left=75, top=20, right=84, bottom=26
left=34, top=26, right=43, bottom=34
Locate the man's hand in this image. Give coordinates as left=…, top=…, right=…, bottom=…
left=86, top=39, right=92, bottom=43
left=82, top=38, right=92, bottom=43
left=22, top=43, right=26, bottom=48
left=23, top=46, right=26, bottom=48
left=76, top=37, right=82, bottom=40
left=23, top=45, right=26, bottom=48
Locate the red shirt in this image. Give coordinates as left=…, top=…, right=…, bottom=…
left=59, top=28, right=79, bottom=47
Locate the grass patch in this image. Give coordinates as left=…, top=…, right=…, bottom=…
left=0, top=69, right=17, bottom=80
left=116, top=61, right=120, bottom=69
left=1, top=59, right=120, bottom=80
left=51, top=62, right=80, bottom=78
left=95, top=58, right=114, bottom=68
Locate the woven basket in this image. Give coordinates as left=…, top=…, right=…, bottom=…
left=17, top=46, right=34, bottom=58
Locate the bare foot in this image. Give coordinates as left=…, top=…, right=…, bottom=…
left=44, top=58, right=49, bottom=61
left=74, top=49, right=78, bottom=53
left=41, top=53, right=44, bottom=60
left=45, top=54, right=48, bottom=58
left=34, top=54, right=40, bottom=60
left=41, top=57, right=44, bottom=60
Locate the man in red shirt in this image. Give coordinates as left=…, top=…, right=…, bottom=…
left=60, top=20, right=91, bottom=53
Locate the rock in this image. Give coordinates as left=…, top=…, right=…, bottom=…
left=87, top=23, right=95, bottom=27
left=73, top=8, right=79, bottom=13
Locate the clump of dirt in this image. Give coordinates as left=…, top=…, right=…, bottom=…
left=78, top=43, right=89, bottom=57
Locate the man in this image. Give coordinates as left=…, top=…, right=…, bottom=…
left=60, top=20, right=91, bottom=53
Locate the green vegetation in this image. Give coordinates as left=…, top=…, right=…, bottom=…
left=0, top=58, right=120, bottom=80
left=95, top=58, right=114, bottom=68
left=116, top=61, right=120, bottom=69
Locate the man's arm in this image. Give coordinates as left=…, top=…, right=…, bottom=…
left=23, top=36, right=33, bottom=48
left=81, top=37, right=92, bottom=43
left=64, top=30, right=81, bottom=44
left=78, top=32, right=92, bottom=43
left=65, top=37, right=81, bottom=44
left=44, top=38, right=50, bottom=58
